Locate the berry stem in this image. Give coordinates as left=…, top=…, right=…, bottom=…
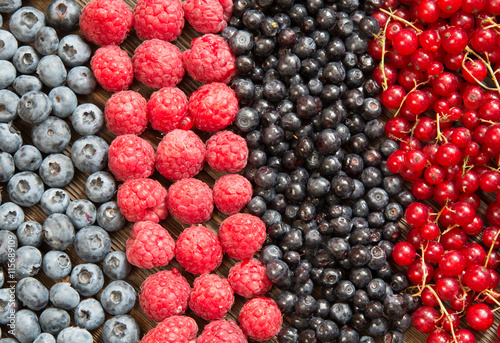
left=465, top=46, right=500, bottom=96
left=484, top=228, right=500, bottom=268
left=379, top=8, right=423, bottom=34
left=425, top=285, right=459, bottom=342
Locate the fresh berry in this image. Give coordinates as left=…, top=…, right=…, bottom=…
left=141, top=315, right=198, bottom=343
left=189, top=273, right=234, bottom=320
left=205, top=130, right=248, bottom=172
left=219, top=213, right=266, bottom=260
left=9, top=7, right=45, bottom=43
left=79, top=0, right=133, bottom=45
left=71, top=103, right=104, bottom=136
left=102, top=251, right=132, bottom=280
left=105, top=91, right=149, bottom=135
left=126, top=221, right=175, bottom=268
left=139, top=269, right=191, bottom=322
left=182, top=34, right=236, bottom=84
left=116, top=178, right=168, bottom=223
left=58, top=34, right=91, bottom=68
left=108, top=134, right=155, bottom=181
left=183, top=0, right=227, bottom=34
left=148, top=87, right=190, bottom=133
left=133, top=39, right=185, bottom=88
left=133, top=0, right=184, bottom=42
left=228, top=258, right=272, bottom=298
left=238, top=297, right=283, bottom=341
left=74, top=226, right=111, bottom=263
left=167, top=178, right=213, bottom=224
left=13, top=144, right=41, bottom=172
left=85, top=171, right=116, bottom=203
left=102, top=315, right=140, bottom=343
left=91, top=45, right=133, bottom=92
left=155, top=129, right=206, bottom=181
left=175, top=225, right=223, bottom=275
left=197, top=320, right=247, bottom=343
left=66, top=66, right=97, bottom=95
left=70, top=135, right=109, bottom=173
left=46, top=0, right=82, bottom=31
left=99, top=280, right=136, bottom=315
left=213, top=174, right=252, bottom=215
left=70, top=263, right=104, bottom=297
left=74, top=298, right=105, bottom=331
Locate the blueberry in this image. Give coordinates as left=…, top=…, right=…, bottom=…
left=32, top=116, right=71, bottom=154
left=40, top=188, right=70, bottom=215
left=46, top=0, right=81, bottom=31
left=42, top=250, right=72, bottom=280
left=229, top=30, right=254, bottom=55
left=17, top=221, right=43, bottom=247
left=34, top=333, right=56, bottom=343
left=14, top=246, right=42, bottom=279
left=0, top=152, right=15, bottom=182
left=0, top=288, right=20, bottom=325
left=0, top=230, right=17, bottom=264
left=70, top=135, right=109, bottom=173
left=49, top=283, right=80, bottom=310
left=366, top=187, right=389, bottom=211
left=39, top=154, right=74, bottom=187
left=0, top=123, right=22, bottom=155
left=67, top=66, right=96, bottom=95
left=101, top=315, right=140, bottom=343
left=16, top=277, right=48, bottom=310
left=48, top=86, right=78, bottom=118
left=9, top=6, right=45, bottom=42
left=0, top=268, right=3, bottom=288
left=17, top=91, right=52, bottom=124
left=13, top=75, right=43, bottom=96
left=57, top=327, right=93, bottom=343
left=0, top=339, right=19, bottom=343
left=0, top=89, right=19, bottom=122
left=0, top=60, right=16, bottom=89
left=66, top=199, right=96, bottom=229
left=103, top=251, right=132, bottom=280
left=37, top=55, right=67, bottom=88
left=100, top=280, right=136, bottom=315
left=13, top=309, right=41, bottom=343
left=70, top=263, right=104, bottom=296
left=7, top=171, right=44, bottom=207
left=74, top=225, right=111, bottom=263
left=235, top=107, right=260, bottom=132
left=58, top=34, right=91, bottom=67
left=74, top=298, right=105, bottom=331
left=42, top=213, right=75, bottom=250
left=13, top=146, right=41, bottom=172
left=0, top=29, right=18, bottom=59
left=71, top=103, right=104, bottom=136
left=34, top=26, right=59, bottom=55
left=12, top=45, right=40, bottom=74
left=85, top=171, right=115, bottom=203
left=96, top=201, right=126, bottom=232
left=39, top=307, right=70, bottom=336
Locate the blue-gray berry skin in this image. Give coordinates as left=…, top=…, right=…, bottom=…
left=100, top=281, right=136, bottom=316
left=67, top=66, right=96, bottom=95
left=0, top=152, right=15, bottom=182
left=7, top=171, right=45, bottom=207
left=42, top=250, right=72, bottom=280
left=34, top=333, right=56, bottom=343
left=15, top=246, right=42, bottom=279
left=0, top=0, right=21, bottom=13
left=0, top=202, right=24, bottom=230
left=48, top=86, right=77, bottom=119
left=74, top=298, right=105, bottom=331
left=74, top=225, right=111, bottom=263
left=37, top=55, right=67, bottom=88
left=97, top=201, right=126, bottom=233
left=9, top=7, right=45, bottom=42
left=56, top=327, right=93, bottom=343
left=0, top=123, right=22, bottom=153
left=0, top=268, right=3, bottom=288
left=0, top=339, right=20, bottom=343
left=70, top=135, right=109, bottom=174
left=13, top=309, right=41, bottom=343
left=58, top=35, right=91, bottom=67
left=70, top=263, right=104, bottom=297
left=32, top=116, right=71, bottom=154
left=39, top=308, right=70, bottom=336
left=16, top=277, right=49, bottom=311
left=12, top=75, right=43, bottom=96
left=40, top=188, right=70, bottom=215
left=39, top=154, right=74, bottom=188
left=46, top=0, right=81, bottom=31
left=102, top=315, right=140, bottom=343
left=66, top=199, right=96, bottom=229
left=12, top=45, right=40, bottom=74
left=0, top=30, right=18, bottom=59
left=85, top=171, right=115, bottom=203
left=72, top=103, right=104, bottom=136
left=0, top=89, right=19, bottom=122
left=34, top=26, right=59, bottom=56
left=0, top=230, right=17, bottom=264
left=0, top=60, right=16, bottom=89
left=103, top=251, right=132, bottom=280
left=17, top=221, right=43, bottom=247
left=49, top=283, right=79, bottom=310
left=17, top=90, right=52, bottom=124
left=42, top=213, right=75, bottom=250
left=0, top=288, right=20, bottom=324
left=14, top=145, right=43, bottom=172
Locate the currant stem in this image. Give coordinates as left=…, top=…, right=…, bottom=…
left=462, top=54, right=500, bottom=91
left=484, top=228, right=500, bottom=268
left=465, top=46, right=500, bottom=96
left=425, top=286, right=459, bottom=343
left=379, top=18, right=392, bottom=91
left=379, top=8, right=423, bottom=34
left=394, top=80, right=429, bottom=117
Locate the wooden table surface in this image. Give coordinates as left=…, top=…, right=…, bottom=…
left=2, top=0, right=500, bottom=342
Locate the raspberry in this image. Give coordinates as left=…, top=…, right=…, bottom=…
left=90, top=45, right=133, bottom=92
left=108, top=135, right=155, bottom=181
left=134, top=0, right=184, bottom=42
left=141, top=316, right=198, bottom=343
left=238, top=297, right=283, bottom=341
left=182, top=34, right=236, bottom=84
left=79, top=0, right=133, bottom=46
left=188, top=83, right=239, bottom=132
left=213, top=174, right=252, bottom=215
left=116, top=178, right=168, bottom=223
left=104, top=91, right=149, bottom=135
left=197, top=320, right=247, bottom=343
left=228, top=258, right=272, bottom=298
left=189, top=273, right=234, bottom=320
left=139, top=269, right=191, bottom=322
left=206, top=131, right=248, bottom=172
left=175, top=225, right=223, bottom=275
left=133, top=39, right=185, bottom=89
left=156, top=129, right=206, bottom=181
left=219, top=213, right=266, bottom=260
left=182, top=0, right=227, bottom=34
left=167, top=178, right=213, bottom=224
left=148, top=87, right=190, bottom=133
left=126, top=221, right=175, bottom=268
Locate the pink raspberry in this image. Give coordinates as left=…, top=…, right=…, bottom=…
left=182, top=34, right=236, bottom=84
left=219, top=0, right=233, bottom=21
left=141, top=316, right=198, bottom=343
left=197, top=320, right=247, bottom=343
left=90, top=45, right=133, bottom=92
left=148, top=87, right=190, bottom=134
left=156, top=129, right=206, bottom=181
left=104, top=91, right=149, bottom=135
left=139, top=269, right=191, bottom=322
left=133, top=39, right=185, bottom=89
left=206, top=131, right=248, bottom=172
left=228, top=258, right=272, bottom=298
left=126, top=221, right=175, bottom=268
left=80, top=0, right=133, bottom=45
left=134, top=0, right=184, bottom=42
left=108, top=135, right=155, bottom=181
left=188, top=83, right=239, bottom=132
left=175, top=225, right=223, bottom=275
left=189, top=273, right=234, bottom=320
left=117, top=178, right=168, bottom=223
left=167, top=178, right=213, bottom=224
left=238, top=297, right=282, bottom=341
left=219, top=213, right=266, bottom=260
left=213, top=174, right=252, bottom=215
left=182, top=0, right=227, bottom=34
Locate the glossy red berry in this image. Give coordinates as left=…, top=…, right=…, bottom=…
left=406, top=90, right=430, bottom=115
left=381, top=85, right=406, bottom=109
left=441, top=26, right=468, bottom=54
left=463, top=264, right=492, bottom=292
left=450, top=201, right=475, bottom=226
left=439, top=250, right=466, bottom=277
left=461, top=243, right=487, bottom=267
left=485, top=125, right=500, bottom=151
left=461, top=0, right=486, bottom=13
left=433, top=72, right=459, bottom=96
left=412, top=306, right=440, bottom=334
left=420, top=222, right=440, bottom=240
left=418, top=0, right=441, bottom=23
left=436, top=143, right=462, bottom=167
left=392, top=241, right=417, bottom=266
left=470, top=28, right=498, bottom=53
left=405, top=202, right=432, bottom=227
left=466, top=303, right=494, bottom=331
left=441, top=227, right=467, bottom=250
left=419, top=29, right=441, bottom=52
left=482, top=226, right=500, bottom=249
left=407, top=259, right=434, bottom=284
left=437, top=0, right=462, bottom=13
left=393, top=29, right=419, bottom=55
left=463, top=59, right=488, bottom=83
left=433, top=180, right=459, bottom=205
